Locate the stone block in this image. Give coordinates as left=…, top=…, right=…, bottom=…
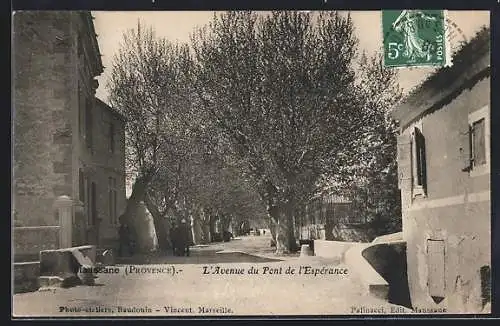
left=344, top=243, right=390, bottom=301
left=313, top=240, right=358, bottom=261
left=53, top=162, right=70, bottom=173
left=52, top=132, right=72, bottom=145
left=39, top=276, right=65, bottom=288
left=39, top=245, right=97, bottom=289
left=299, top=244, right=313, bottom=257
left=53, top=184, right=72, bottom=196
left=39, top=249, right=78, bottom=278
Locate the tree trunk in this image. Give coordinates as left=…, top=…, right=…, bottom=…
left=202, top=222, right=211, bottom=244
left=324, top=202, right=334, bottom=241
left=209, top=214, right=217, bottom=242
left=144, top=199, right=170, bottom=252
left=269, top=218, right=277, bottom=247
left=268, top=201, right=298, bottom=254
left=118, top=173, right=154, bottom=252
left=199, top=208, right=211, bottom=244
left=191, top=214, right=203, bottom=245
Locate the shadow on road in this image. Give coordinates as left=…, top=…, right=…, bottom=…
left=115, top=248, right=283, bottom=265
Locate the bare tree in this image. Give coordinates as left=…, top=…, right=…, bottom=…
left=332, top=53, right=403, bottom=239
left=107, top=21, right=195, bottom=250
left=107, top=13, right=403, bottom=255
left=191, top=11, right=383, bottom=253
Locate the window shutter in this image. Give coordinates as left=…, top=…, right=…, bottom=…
left=459, top=127, right=472, bottom=172
left=397, top=133, right=412, bottom=189
left=85, top=98, right=93, bottom=151
left=78, top=169, right=85, bottom=202
left=473, top=119, right=486, bottom=166
left=414, top=128, right=427, bottom=189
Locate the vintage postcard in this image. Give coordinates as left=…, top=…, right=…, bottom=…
left=12, top=9, right=491, bottom=317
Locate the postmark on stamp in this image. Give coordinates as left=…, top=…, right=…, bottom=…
left=382, top=10, right=449, bottom=68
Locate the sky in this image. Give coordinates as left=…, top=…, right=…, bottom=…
left=93, top=10, right=490, bottom=103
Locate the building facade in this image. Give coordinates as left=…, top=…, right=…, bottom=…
left=13, top=11, right=126, bottom=252
left=392, top=28, right=490, bottom=312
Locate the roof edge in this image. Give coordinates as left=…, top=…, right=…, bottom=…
left=95, top=97, right=127, bottom=122
left=391, top=27, right=490, bottom=128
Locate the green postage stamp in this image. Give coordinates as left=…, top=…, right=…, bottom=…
left=382, top=10, right=449, bottom=67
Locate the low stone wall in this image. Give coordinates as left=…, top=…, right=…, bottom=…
left=344, top=243, right=389, bottom=301
left=343, top=240, right=411, bottom=307
left=14, top=261, right=40, bottom=293
left=14, top=226, right=60, bottom=259
left=361, top=241, right=411, bottom=308
left=313, top=240, right=359, bottom=261
left=371, top=232, right=403, bottom=244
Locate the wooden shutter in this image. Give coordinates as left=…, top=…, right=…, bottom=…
left=473, top=119, right=486, bottom=166
left=397, top=133, right=412, bottom=189
left=109, top=122, right=115, bottom=153
left=427, top=239, right=446, bottom=304
left=414, top=128, right=427, bottom=189
left=459, top=127, right=472, bottom=172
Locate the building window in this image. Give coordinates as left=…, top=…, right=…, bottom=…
left=85, top=98, right=93, bottom=152
left=108, top=177, right=118, bottom=225
left=109, top=122, right=115, bottom=153
left=411, top=127, right=426, bottom=197
left=88, top=181, right=97, bottom=226
left=79, top=169, right=85, bottom=202
left=466, top=106, right=490, bottom=176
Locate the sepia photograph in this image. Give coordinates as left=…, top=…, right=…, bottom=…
left=11, top=9, right=491, bottom=317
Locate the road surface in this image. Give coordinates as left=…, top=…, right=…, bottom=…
left=13, top=235, right=411, bottom=316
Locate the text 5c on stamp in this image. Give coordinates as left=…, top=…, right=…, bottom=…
left=382, top=10, right=447, bottom=68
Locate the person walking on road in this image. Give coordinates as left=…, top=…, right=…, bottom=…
left=118, top=222, right=132, bottom=257
left=176, top=219, right=190, bottom=257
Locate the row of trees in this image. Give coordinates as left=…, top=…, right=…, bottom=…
left=108, top=11, right=403, bottom=253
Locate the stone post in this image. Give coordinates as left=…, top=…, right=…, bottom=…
left=55, top=195, right=73, bottom=248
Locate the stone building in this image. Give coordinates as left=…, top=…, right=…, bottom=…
left=13, top=11, right=126, bottom=260
left=392, top=27, right=490, bottom=312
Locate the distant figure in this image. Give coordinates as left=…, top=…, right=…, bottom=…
left=173, top=219, right=190, bottom=256
left=170, top=223, right=178, bottom=256
left=222, top=230, right=232, bottom=242
left=118, top=222, right=132, bottom=257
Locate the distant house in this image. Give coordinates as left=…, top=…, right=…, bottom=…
left=78, top=98, right=126, bottom=248
left=13, top=11, right=126, bottom=258
left=298, top=195, right=356, bottom=241
left=392, top=28, right=490, bottom=312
